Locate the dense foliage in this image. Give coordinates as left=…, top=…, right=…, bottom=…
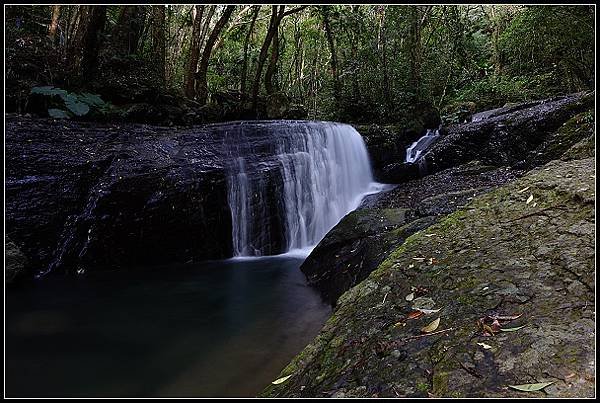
left=5, top=5, right=595, bottom=123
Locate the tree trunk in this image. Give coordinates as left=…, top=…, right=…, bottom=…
left=321, top=6, right=341, bottom=106
left=196, top=5, right=236, bottom=105
left=251, top=6, right=280, bottom=112
left=69, top=5, right=107, bottom=80
left=240, top=6, right=260, bottom=99
left=409, top=7, right=424, bottom=102
left=378, top=7, right=391, bottom=111
left=264, top=24, right=280, bottom=95
left=184, top=5, right=205, bottom=98
left=490, top=8, right=502, bottom=76
left=151, top=6, right=166, bottom=86
left=48, top=5, right=61, bottom=41
left=251, top=5, right=306, bottom=112
left=112, top=6, right=144, bottom=56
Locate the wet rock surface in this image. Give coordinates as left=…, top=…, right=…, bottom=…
left=301, top=162, right=522, bottom=305
left=263, top=156, right=595, bottom=398
left=381, top=92, right=594, bottom=183
left=8, top=117, right=352, bottom=278
left=5, top=117, right=235, bottom=277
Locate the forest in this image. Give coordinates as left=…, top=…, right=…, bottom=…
left=6, top=5, right=595, bottom=126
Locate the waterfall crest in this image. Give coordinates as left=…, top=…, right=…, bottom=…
left=226, top=121, right=377, bottom=257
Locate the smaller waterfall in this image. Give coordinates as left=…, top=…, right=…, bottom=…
left=405, top=128, right=440, bottom=163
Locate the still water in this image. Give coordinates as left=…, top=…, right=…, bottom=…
left=5, top=256, right=331, bottom=397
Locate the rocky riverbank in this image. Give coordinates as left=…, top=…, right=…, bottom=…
left=262, top=152, right=595, bottom=397
left=263, top=93, right=595, bottom=397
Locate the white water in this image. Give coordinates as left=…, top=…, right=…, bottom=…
left=405, top=128, right=440, bottom=163
left=227, top=122, right=380, bottom=257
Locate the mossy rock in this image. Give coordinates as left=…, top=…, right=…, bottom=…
left=262, top=157, right=595, bottom=398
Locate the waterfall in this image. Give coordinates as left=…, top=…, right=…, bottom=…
left=226, top=121, right=378, bottom=257
left=405, top=128, right=440, bottom=163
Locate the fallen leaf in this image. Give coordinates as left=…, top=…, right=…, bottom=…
left=500, top=325, right=526, bottom=332
left=477, top=342, right=492, bottom=350
left=421, top=318, right=440, bottom=333
left=272, top=374, right=293, bottom=385
left=526, top=194, right=534, bottom=204
left=407, top=311, right=424, bottom=320
left=494, top=313, right=523, bottom=321
left=405, top=292, right=415, bottom=301
left=517, top=186, right=531, bottom=194
left=508, top=382, right=554, bottom=392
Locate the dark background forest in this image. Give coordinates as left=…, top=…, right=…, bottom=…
left=5, top=5, right=595, bottom=126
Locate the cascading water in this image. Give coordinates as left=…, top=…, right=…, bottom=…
left=405, top=128, right=440, bottom=163
left=226, top=121, right=379, bottom=257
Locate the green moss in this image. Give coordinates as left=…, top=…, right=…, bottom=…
left=417, top=382, right=430, bottom=393
left=432, top=371, right=450, bottom=396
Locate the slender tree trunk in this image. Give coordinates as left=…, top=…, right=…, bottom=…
left=252, top=6, right=281, bottom=112
left=184, top=5, right=205, bottom=98
left=409, top=7, right=423, bottom=102
left=48, top=5, right=61, bottom=40
left=490, top=8, right=502, bottom=76
left=240, top=6, right=260, bottom=99
left=252, top=5, right=306, bottom=111
left=151, top=6, right=166, bottom=86
left=264, top=25, right=280, bottom=95
left=322, top=6, right=341, bottom=106
left=378, top=7, right=391, bottom=111
left=196, top=5, right=236, bottom=105
left=112, top=6, right=144, bottom=56
left=69, top=5, right=107, bottom=80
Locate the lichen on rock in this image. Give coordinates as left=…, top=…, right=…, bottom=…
left=262, top=156, right=595, bottom=398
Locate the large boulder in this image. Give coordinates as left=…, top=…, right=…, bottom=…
left=263, top=156, right=595, bottom=398
left=5, top=117, right=298, bottom=278
left=381, top=92, right=594, bottom=183
left=421, top=92, right=594, bottom=175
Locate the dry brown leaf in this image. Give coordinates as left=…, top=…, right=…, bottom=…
left=421, top=317, right=441, bottom=333
left=407, top=311, right=424, bottom=320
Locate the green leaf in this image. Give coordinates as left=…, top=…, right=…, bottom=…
left=508, top=382, right=554, bottom=392
left=271, top=374, right=292, bottom=385
left=31, top=86, right=56, bottom=94
left=500, top=325, right=526, bottom=332
left=79, top=92, right=105, bottom=107
left=31, top=86, right=68, bottom=98
left=48, top=108, right=71, bottom=119
left=64, top=95, right=90, bottom=116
